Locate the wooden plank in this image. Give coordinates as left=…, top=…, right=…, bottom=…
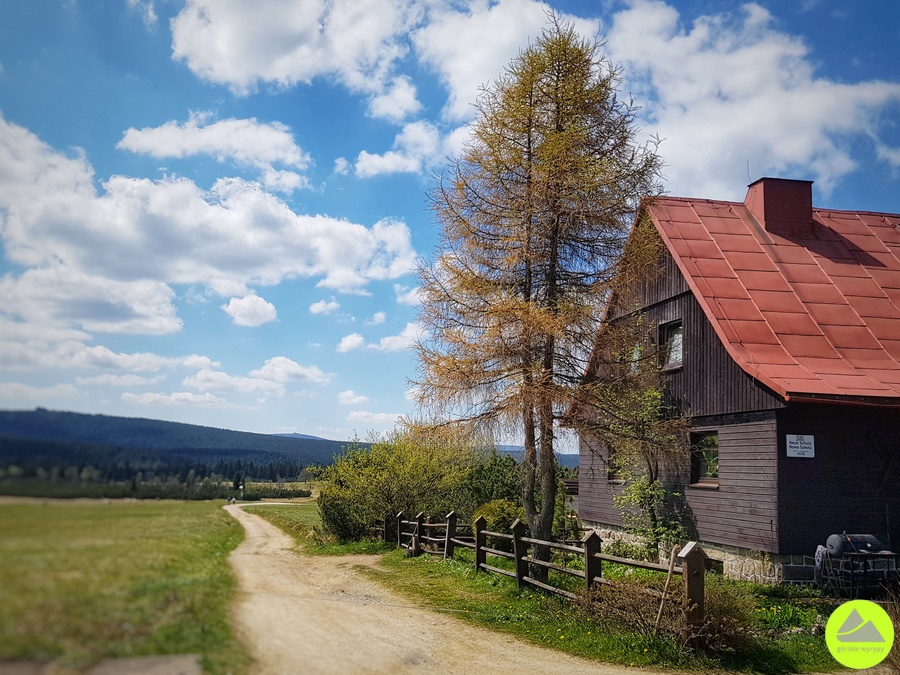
left=522, top=576, right=577, bottom=601
left=480, top=563, right=516, bottom=578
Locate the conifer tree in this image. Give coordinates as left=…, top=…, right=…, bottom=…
left=414, top=16, right=663, bottom=561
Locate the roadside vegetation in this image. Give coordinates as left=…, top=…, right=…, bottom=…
left=0, top=499, right=250, bottom=674
left=251, top=496, right=843, bottom=674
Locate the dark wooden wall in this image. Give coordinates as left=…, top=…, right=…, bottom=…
left=579, top=414, right=781, bottom=553
left=777, top=404, right=900, bottom=554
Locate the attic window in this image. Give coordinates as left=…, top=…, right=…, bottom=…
left=660, top=321, right=683, bottom=369
left=690, top=431, right=719, bottom=486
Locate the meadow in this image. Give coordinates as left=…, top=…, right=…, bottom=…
left=0, top=499, right=250, bottom=673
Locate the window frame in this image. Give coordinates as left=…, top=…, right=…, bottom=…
left=659, top=320, right=684, bottom=371
left=689, top=430, right=719, bottom=488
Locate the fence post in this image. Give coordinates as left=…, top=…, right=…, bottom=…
left=678, top=541, right=706, bottom=645
left=583, top=530, right=602, bottom=591
left=511, top=519, right=529, bottom=589
left=412, top=512, right=425, bottom=557
left=395, top=511, right=404, bottom=549
left=383, top=514, right=392, bottom=544
left=474, top=516, right=486, bottom=572
left=444, top=511, right=457, bottom=560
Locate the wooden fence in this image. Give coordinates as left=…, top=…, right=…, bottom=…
left=392, top=510, right=706, bottom=635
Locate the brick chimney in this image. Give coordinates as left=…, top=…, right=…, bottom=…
left=744, top=177, right=814, bottom=236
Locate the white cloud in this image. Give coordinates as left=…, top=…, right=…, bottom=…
left=365, top=311, right=386, bottom=325
left=221, top=295, right=278, bottom=327
left=369, top=76, right=422, bottom=122
left=333, top=157, right=352, bottom=175
left=118, top=114, right=311, bottom=192
left=170, top=0, right=423, bottom=106
left=369, top=322, right=422, bottom=352
left=412, top=0, right=600, bottom=122
left=126, top=0, right=157, bottom=26
left=0, top=115, right=418, bottom=336
left=182, top=368, right=285, bottom=398
left=354, top=121, right=442, bottom=177
left=122, top=391, right=232, bottom=408
left=75, top=374, right=165, bottom=387
left=605, top=0, right=900, bottom=198
left=347, top=410, right=403, bottom=425
left=394, top=283, right=421, bottom=306
left=249, top=356, right=331, bottom=383
left=336, top=322, right=422, bottom=353
left=337, top=333, right=366, bottom=353
left=337, top=389, right=369, bottom=405
left=309, top=297, right=340, bottom=314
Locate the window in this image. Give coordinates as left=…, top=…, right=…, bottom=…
left=659, top=321, right=683, bottom=369
left=690, top=431, right=718, bottom=485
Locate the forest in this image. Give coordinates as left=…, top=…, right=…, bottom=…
left=0, top=408, right=350, bottom=498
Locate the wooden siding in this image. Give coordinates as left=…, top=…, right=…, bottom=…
left=777, top=404, right=900, bottom=555
left=579, top=415, right=781, bottom=553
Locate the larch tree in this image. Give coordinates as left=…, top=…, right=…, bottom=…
left=413, top=16, right=663, bottom=562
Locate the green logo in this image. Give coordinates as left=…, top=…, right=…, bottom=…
left=825, top=599, right=894, bottom=669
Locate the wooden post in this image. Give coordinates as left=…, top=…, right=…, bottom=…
left=678, top=541, right=706, bottom=645
left=412, top=512, right=425, bottom=557
left=511, top=519, right=529, bottom=588
left=474, top=516, right=486, bottom=572
left=395, top=511, right=404, bottom=549
left=583, top=530, right=602, bottom=591
left=444, top=511, right=457, bottom=560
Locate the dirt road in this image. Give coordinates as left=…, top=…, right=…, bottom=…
left=225, top=504, right=668, bottom=674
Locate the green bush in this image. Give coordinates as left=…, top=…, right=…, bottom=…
left=317, top=431, right=474, bottom=541
left=473, top=499, right=524, bottom=552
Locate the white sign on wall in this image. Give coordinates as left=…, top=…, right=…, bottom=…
left=786, top=434, right=815, bottom=458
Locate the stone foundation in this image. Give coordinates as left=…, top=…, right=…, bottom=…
left=582, top=521, right=822, bottom=584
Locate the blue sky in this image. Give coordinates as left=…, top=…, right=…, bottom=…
left=1, top=0, right=898, bottom=442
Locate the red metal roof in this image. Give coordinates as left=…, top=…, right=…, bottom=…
left=647, top=178, right=900, bottom=404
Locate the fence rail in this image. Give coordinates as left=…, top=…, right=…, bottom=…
left=390, top=510, right=706, bottom=635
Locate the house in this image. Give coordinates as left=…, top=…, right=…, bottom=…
left=577, top=177, right=900, bottom=582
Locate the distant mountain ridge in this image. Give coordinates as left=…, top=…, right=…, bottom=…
left=495, top=444, right=579, bottom=469
left=0, top=408, right=350, bottom=481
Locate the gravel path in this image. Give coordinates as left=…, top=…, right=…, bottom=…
left=224, top=504, right=673, bottom=675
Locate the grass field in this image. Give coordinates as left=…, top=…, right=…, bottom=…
left=0, top=499, right=250, bottom=673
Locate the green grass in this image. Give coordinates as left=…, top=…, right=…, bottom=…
left=0, top=499, right=250, bottom=674
left=244, top=503, right=392, bottom=555
left=247, top=502, right=844, bottom=673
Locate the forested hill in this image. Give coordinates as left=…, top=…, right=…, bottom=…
left=0, top=408, right=350, bottom=482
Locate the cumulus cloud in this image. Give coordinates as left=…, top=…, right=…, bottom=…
left=0, top=115, right=418, bottom=338
left=122, top=391, right=232, bottom=408
left=118, top=113, right=311, bottom=192
left=369, top=76, right=422, bottom=122
left=182, top=368, right=285, bottom=398
left=337, top=333, right=366, bottom=353
left=347, top=410, right=403, bottom=425
left=364, top=311, right=386, bottom=325
left=309, top=297, right=340, bottom=315
left=170, top=0, right=424, bottom=114
left=221, top=295, right=278, bottom=327
left=354, top=121, right=443, bottom=177
left=337, top=389, right=369, bottom=405
left=75, top=373, right=166, bottom=387
left=605, top=0, right=900, bottom=198
left=413, top=0, right=600, bottom=122
left=336, top=322, right=422, bottom=353
left=249, top=356, right=331, bottom=383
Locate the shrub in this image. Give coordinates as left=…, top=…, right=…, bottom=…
left=317, top=430, right=474, bottom=541
left=473, top=499, right=524, bottom=552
